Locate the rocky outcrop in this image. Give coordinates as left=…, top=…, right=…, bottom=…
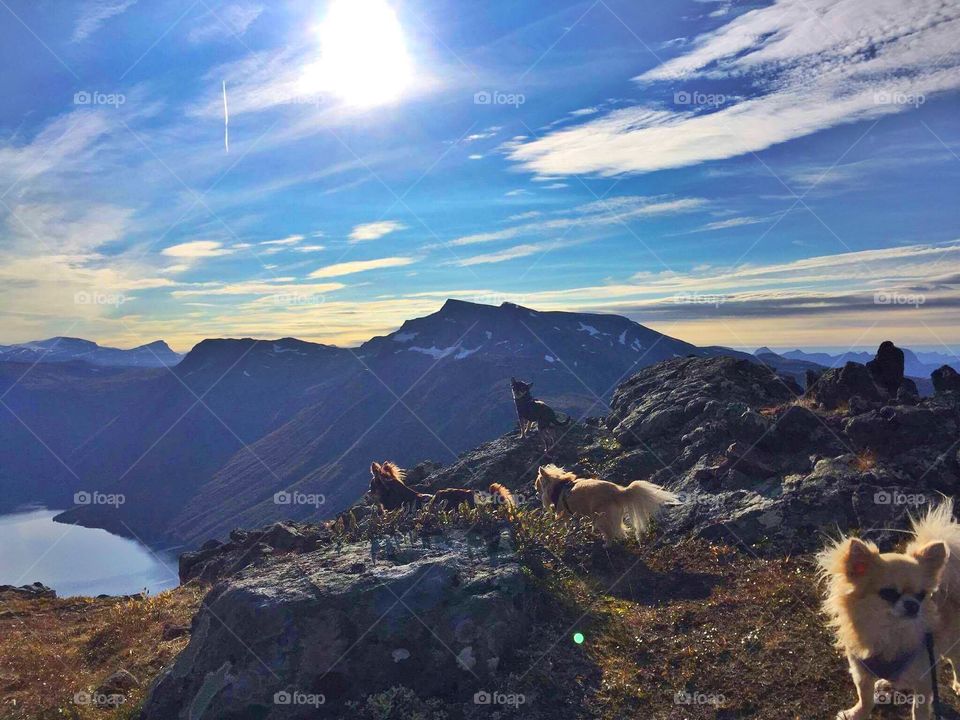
left=607, top=356, right=799, bottom=448
left=866, top=340, right=905, bottom=395
left=933, top=365, right=960, bottom=395
left=142, top=531, right=531, bottom=719
left=805, top=342, right=922, bottom=410
left=392, top=355, right=958, bottom=554
left=179, top=522, right=331, bottom=584
left=0, top=582, right=56, bottom=599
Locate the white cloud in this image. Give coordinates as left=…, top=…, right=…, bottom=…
left=0, top=111, right=113, bottom=187
left=161, top=241, right=233, bottom=259
left=455, top=243, right=548, bottom=267
left=510, top=0, right=960, bottom=176
left=308, top=256, right=416, bottom=278
left=261, top=234, right=304, bottom=246
left=72, top=0, right=137, bottom=42
left=172, top=280, right=343, bottom=297
left=188, top=2, right=263, bottom=44
left=447, top=195, right=704, bottom=247
left=348, top=220, right=406, bottom=243
left=693, top=216, right=770, bottom=232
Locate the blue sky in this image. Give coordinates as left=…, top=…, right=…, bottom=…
left=0, top=0, right=958, bottom=352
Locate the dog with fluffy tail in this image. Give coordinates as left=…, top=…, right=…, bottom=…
left=818, top=499, right=960, bottom=720
left=535, top=464, right=677, bottom=546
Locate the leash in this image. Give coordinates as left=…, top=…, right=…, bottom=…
left=926, top=631, right=943, bottom=720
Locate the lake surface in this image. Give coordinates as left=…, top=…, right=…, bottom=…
left=0, top=508, right=180, bottom=597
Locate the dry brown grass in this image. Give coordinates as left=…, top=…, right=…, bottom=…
left=506, top=516, right=960, bottom=719
left=856, top=449, right=879, bottom=472
left=0, top=585, right=202, bottom=720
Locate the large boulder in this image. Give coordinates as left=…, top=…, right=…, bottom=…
left=932, top=365, right=960, bottom=395
left=142, top=531, right=532, bottom=719
left=867, top=341, right=905, bottom=395
left=804, top=361, right=883, bottom=410
left=844, top=405, right=957, bottom=453
left=607, top=356, right=797, bottom=449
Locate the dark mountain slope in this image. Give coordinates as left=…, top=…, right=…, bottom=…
left=0, top=362, right=165, bottom=511
left=54, top=339, right=354, bottom=541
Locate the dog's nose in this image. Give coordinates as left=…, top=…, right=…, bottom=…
left=903, top=599, right=919, bottom=617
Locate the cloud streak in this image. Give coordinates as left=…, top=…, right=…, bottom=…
left=509, top=0, right=960, bottom=176
left=308, top=256, right=416, bottom=278
left=72, top=0, right=137, bottom=42
left=446, top=196, right=705, bottom=247
left=349, top=220, right=406, bottom=243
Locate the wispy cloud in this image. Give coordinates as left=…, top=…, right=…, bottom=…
left=72, top=0, right=137, bottom=42
left=348, top=220, right=406, bottom=243
left=455, top=243, right=549, bottom=267
left=510, top=0, right=960, bottom=176
left=172, top=280, right=343, bottom=297
left=261, top=234, right=304, bottom=246
left=446, top=196, right=704, bottom=247
left=692, top=216, right=771, bottom=232
left=308, top=256, right=416, bottom=278
left=161, top=241, right=233, bottom=259
left=188, top=1, right=263, bottom=44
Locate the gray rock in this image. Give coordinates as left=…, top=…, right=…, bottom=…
left=805, top=361, right=883, bottom=409
left=97, top=669, right=140, bottom=698
left=0, top=582, right=56, bottom=599
left=141, top=532, right=530, bottom=719
left=933, top=365, right=960, bottom=395
left=867, top=341, right=906, bottom=395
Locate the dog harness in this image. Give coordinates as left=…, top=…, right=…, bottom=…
left=855, top=648, right=922, bottom=682
left=855, top=634, right=944, bottom=719
left=549, top=479, right=575, bottom=513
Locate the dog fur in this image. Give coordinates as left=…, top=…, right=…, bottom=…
left=368, top=461, right=515, bottom=511
left=535, top=464, right=676, bottom=546
left=817, top=500, right=960, bottom=719
left=511, top=378, right=571, bottom=450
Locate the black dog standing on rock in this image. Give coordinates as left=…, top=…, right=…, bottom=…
left=510, top=377, right=572, bottom=451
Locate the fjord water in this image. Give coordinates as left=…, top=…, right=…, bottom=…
left=0, top=508, right=178, bottom=597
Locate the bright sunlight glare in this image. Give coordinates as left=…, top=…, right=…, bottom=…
left=303, top=0, right=414, bottom=108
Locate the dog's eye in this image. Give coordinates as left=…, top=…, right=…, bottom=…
left=878, top=587, right=902, bottom=604
left=916, top=590, right=927, bottom=602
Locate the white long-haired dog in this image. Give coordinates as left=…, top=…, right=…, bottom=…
left=535, top=464, right=676, bottom=546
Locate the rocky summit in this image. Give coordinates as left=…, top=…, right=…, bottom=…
left=132, top=341, right=960, bottom=719
left=143, top=531, right=529, bottom=719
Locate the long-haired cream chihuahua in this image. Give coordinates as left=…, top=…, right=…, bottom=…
left=818, top=501, right=960, bottom=719
left=535, top=464, right=676, bottom=546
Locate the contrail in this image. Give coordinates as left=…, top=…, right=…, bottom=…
left=222, top=80, right=229, bottom=153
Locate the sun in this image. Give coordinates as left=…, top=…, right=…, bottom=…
left=302, top=0, right=414, bottom=108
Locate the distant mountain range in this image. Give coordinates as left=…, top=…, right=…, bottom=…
left=0, top=300, right=951, bottom=548
left=769, top=347, right=957, bottom=378
left=0, top=337, right=181, bottom=367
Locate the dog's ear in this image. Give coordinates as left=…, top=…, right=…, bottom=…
left=913, top=541, right=948, bottom=578
left=843, top=538, right=877, bottom=579
left=371, top=461, right=382, bottom=476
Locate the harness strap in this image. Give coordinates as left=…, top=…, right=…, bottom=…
left=856, top=648, right=921, bottom=681
left=926, top=632, right=942, bottom=720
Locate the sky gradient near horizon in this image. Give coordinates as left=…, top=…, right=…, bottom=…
left=1, top=0, right=959, bottom=354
